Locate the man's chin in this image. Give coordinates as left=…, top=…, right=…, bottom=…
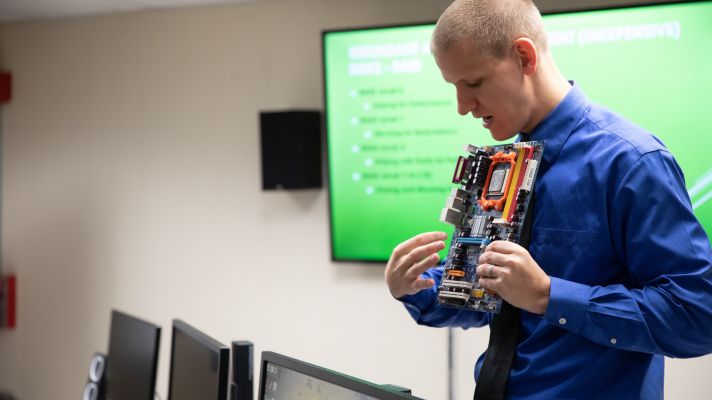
left=488, top=129, right=518, bottom=143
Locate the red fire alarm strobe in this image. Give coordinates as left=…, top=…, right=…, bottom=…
left=0, top=72, right=11, bottom=104
left=0, top=274, right=16, bottom=329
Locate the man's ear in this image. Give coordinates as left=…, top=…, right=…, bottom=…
left=513, top=37, right=538, bottom=76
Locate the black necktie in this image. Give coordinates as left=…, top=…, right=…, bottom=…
left=474, top=134, right=534, bottom=400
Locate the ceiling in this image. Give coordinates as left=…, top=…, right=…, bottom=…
left=0, top=0, right=260, bottom=22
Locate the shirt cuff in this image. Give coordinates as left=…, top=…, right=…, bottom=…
left=399, top=287, right=437, bottom=321
left=543, top=277, right=591, bottom=332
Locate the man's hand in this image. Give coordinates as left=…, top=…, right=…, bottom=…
left=476, top=240, right=551, bottom=314
left=386, top=232, right=447, bottom=299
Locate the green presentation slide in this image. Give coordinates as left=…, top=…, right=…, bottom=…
left=324, top=1, right=712, bottom=261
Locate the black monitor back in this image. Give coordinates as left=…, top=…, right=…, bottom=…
left=105, top=310, right=161, bottom=400
left=168, top=319, right=229, bottom=400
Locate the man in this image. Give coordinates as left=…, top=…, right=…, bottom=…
left=385, top=0, right=712, bottom=398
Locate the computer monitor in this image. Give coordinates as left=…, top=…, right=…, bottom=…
left=105, top=310, right=161, bottom=400
left=168, top=319, right=230, bottom=400
left=258, top=351, right=422, bottom=400
left=323, top=1, right=712, bottom=262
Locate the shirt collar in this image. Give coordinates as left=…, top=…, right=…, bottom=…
left=518, top=81, right=590, bottom=165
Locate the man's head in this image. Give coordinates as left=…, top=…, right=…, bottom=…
left=432, top=0, right=563, bottom=141
left=432, top=0, right=547, bottom=58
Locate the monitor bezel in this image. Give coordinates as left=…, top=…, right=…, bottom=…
left=105, top=309, right=162, bottom=400
left=257, top=351, right=423, bottom=400
left=167, top=319, right=230, bottom=400
left=321, top=0, right=712, bottom=263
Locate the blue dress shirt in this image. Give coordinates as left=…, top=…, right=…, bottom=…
left=400, top=83, right=712, bottom=399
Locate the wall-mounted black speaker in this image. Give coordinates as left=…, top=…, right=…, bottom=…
left=230, top=341, right=253, bottom=400
left=260, top=110, right=322, bottom=190
left=0, top=391, right=16, bottom=400
left=83, top=353, right=107, bottom=400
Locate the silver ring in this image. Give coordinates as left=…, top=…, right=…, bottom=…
left=488, top=264, right=494, bottom=278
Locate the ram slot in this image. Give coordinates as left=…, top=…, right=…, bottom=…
left=506, top=147, right=535, bottom=222
left=501, top=148, right=526, bottom=220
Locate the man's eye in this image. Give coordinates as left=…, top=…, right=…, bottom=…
left=467, top=79, right=483, bottom=88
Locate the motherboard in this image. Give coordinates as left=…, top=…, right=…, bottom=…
left=437, top=141, right=544, bottom=313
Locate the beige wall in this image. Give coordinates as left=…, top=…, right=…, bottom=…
left=0, top=0, right=709, bottom=399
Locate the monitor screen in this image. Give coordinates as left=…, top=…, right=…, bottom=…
left=105, top=310, right=161, bottom=400
left=258, top=352, right=422, bottom=400
left=323, top=0, right=712, bottom=262
left=168, top=320, right=229, bottom=400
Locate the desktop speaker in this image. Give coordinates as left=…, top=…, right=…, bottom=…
left=230, top=341, right=254, bottom=400
left=260, top=110, right=322, bottom=190
left=83, top=353, right=107, bottom=400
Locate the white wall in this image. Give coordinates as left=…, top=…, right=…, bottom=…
left=0, top=0, right=709, bottom=399
left=0, top=1, right=453, bottom=399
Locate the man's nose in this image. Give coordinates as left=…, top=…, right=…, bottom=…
left=456, top=88, right=477, bottom=116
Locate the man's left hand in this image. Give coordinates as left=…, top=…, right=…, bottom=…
left=476, top=240, right=551, bottom=314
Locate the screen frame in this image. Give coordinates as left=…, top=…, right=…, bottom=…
left=167, top=319, right=230, bottom=400
left=322, top=20, right=436, bottom=264
left=105, top=309, right=161, bottom=400
left=321, top=0, right=711, bottom=263
left=257, top=351, right=423, bottom=400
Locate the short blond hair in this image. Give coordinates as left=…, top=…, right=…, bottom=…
left=432, top=0, right=547, bottom=58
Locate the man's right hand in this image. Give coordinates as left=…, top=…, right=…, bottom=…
left=385, top=231, right=448, bottom=299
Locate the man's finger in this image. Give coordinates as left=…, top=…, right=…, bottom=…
left=412, top=277, right=436, bottom=292
left=392, top=231, right=447, bottom=259
left=476, top=263, right=492, bottom=278
left=485, top=240, right=522, bottom=254
left=405, top=252, right=441, bottom=280
left=402, top=241, right=445, bottom=270
left=479, top=251, right=515, bottom=268
left=478, top=276, right=500, bottom=293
